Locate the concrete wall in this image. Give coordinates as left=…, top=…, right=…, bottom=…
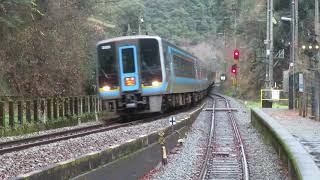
left=16, top=104, right=203, bottom=180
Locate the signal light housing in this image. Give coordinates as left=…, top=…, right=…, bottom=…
left=231, top=64, right=237, bottom=75
left=233, top=49, right=240, bottom=60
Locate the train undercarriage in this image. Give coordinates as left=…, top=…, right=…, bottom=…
left=102, top=90, right=208, bottom=115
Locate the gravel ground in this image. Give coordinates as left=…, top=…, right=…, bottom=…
left=148, top=95, right=288, bottom=180
left=150, top=100, right=212, bottom=180
left=0, top=108, right=195, bottom=179
left=227, top=96, right=288, bottom=180
left=0, top=121, right=103, bottom=143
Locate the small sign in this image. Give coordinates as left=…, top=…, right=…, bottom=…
left=101, top=45, right=111, bottom=50
left=283, top=70, right=289, bottom=92
left=299, top=73, right=304, bottom=92
left=266, top=49, right=270, bottom=56
left=220, top=74, right=226, bottom=81
left=272, top=90, right=280, bottom=100
left=169, top=116, right=176, bottom=125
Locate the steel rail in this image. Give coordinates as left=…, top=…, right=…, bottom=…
left=0, top=103, right=201, bottom=155
left=198, top=94, right=249, bottom=180
left=223, top=95, right=249, bottom=180
left=0, top=121, right=125, bottom=155
left=198, top=98, right=215, bottom=180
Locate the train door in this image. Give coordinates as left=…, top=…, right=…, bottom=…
left=118, top=45, right=140, bottom=92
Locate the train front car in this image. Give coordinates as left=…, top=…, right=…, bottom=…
left=96, top=36, right=166, bottom=114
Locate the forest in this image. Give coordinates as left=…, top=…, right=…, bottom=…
left=0, top=0, right=317, bottom=98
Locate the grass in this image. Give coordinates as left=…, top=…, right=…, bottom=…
left=220, top=88, right=289, bottom=109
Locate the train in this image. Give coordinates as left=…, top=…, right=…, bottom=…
left=96, top=35, right=215, bottom=115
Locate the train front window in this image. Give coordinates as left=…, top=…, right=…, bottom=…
left=97, top=43, right=118, bottom=88
left=140, top=39, right=162, bottom=86
left=122, top=48, right=135, bottom=73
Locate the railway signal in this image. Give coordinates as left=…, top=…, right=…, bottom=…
left=233, top=49, right=240, bottom=60
left=231, top=64, right=237, bottom=75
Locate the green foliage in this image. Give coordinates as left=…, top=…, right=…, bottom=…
left=144, top=0, right=225, bottom=43
left=0, top=0, right=317, bottom=98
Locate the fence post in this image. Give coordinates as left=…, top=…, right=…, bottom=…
left=74, top=97, right=78, bottom=115
left=80, top=97, right=83, bottom=114
left=87, top=96, right=91, bottom=113
left=26, top=101, right=31, bottom=123
left=60, top=97, right=65, bottom=118
left=41, top=99, right=47, bottom=123
left=33, top=99, right=38, bottom=122
left=9, top=101, right=14, bottom=128
left=53, top=98, right=58, bottom=119
left=94, top=96, right=98, bottom=121
left=0, top=101, right=5, bottom=128
left=64, top=97, right=69, bottom=117
left=17, top=101, right=23, bottom=126
left=58, top=97, right=62, bottom=118
left=69, top=97, right=74, bottom=116
left=47, top=99, right=52, bottom=121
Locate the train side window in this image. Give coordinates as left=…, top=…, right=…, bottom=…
left=173, top=55, right=195, bottom=78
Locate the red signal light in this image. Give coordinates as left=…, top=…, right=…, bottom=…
left=231, top=64, right=237, bottom=75
left=234, top=49, right=240, bottom=60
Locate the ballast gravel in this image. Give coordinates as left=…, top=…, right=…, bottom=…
left=149, top=95, right=288, bottom=180
left=150, top=101, right=212, bottom=180
left=0, top=121, right=103, bottom=143
left=227, top=96, right=288, bottom=180
left=0, top=109, right=193, bottom=179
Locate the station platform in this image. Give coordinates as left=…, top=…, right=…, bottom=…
left=262, top=109, right=320, bottom=169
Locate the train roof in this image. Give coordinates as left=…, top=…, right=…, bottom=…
left=96, top=35, right=162, bottom=46
left=96, top=35, right=212, bottom=69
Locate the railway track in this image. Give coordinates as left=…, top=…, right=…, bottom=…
left=0, top=119, right=126, bottom=155
left=199, top=94, right=249, bottom=180
left=0, top=104, right=198, bottom=156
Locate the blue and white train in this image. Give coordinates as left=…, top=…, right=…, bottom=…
left=96, top=35, right=215, bottom=114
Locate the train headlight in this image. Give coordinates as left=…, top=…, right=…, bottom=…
left=102, top=85, right=111, bottom=91
left=125, top=77, right=136, bottom=86
left=152, top=81, right=160, bottom=87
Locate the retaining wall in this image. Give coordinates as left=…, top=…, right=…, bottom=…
left=251, top=108, right=320, bottom=180
left=15, top=104, right=204, bottom=180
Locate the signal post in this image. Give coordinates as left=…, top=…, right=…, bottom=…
left=231, top=49, right=239, bottom=96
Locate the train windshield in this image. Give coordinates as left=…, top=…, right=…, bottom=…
left=97, top=43, right=119, bottom=88
left=140, top=39, right=162, bottom=86
left=122, top=48, right=135, bottom=73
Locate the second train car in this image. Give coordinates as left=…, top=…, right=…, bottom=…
left=96, top=35, right=215, bottom=114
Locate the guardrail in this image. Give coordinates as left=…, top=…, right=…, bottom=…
left=0, top=96, right=107, bottom=129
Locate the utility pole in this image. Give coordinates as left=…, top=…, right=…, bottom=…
left=313, top=0, right=320, bottom=120
left=269, top=0, right=274, bottom=88
left=289, top=0, right=296, bottom=109
left=316, top=0, right=319, bottom=42
left=266, top=0, right=274, bottom=88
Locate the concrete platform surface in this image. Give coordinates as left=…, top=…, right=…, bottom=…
left=263, top=109, right=320, bottom=169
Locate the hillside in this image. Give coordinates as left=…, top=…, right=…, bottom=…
left=0, top=0, right=317, bottom=98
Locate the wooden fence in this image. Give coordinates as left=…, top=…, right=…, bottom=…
left=0, top=96, right=108, bottom=128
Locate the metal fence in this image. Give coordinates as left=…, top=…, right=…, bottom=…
left=260, top=89, right=289, bottom=107
left=0, top=96, right=106, bottom=128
